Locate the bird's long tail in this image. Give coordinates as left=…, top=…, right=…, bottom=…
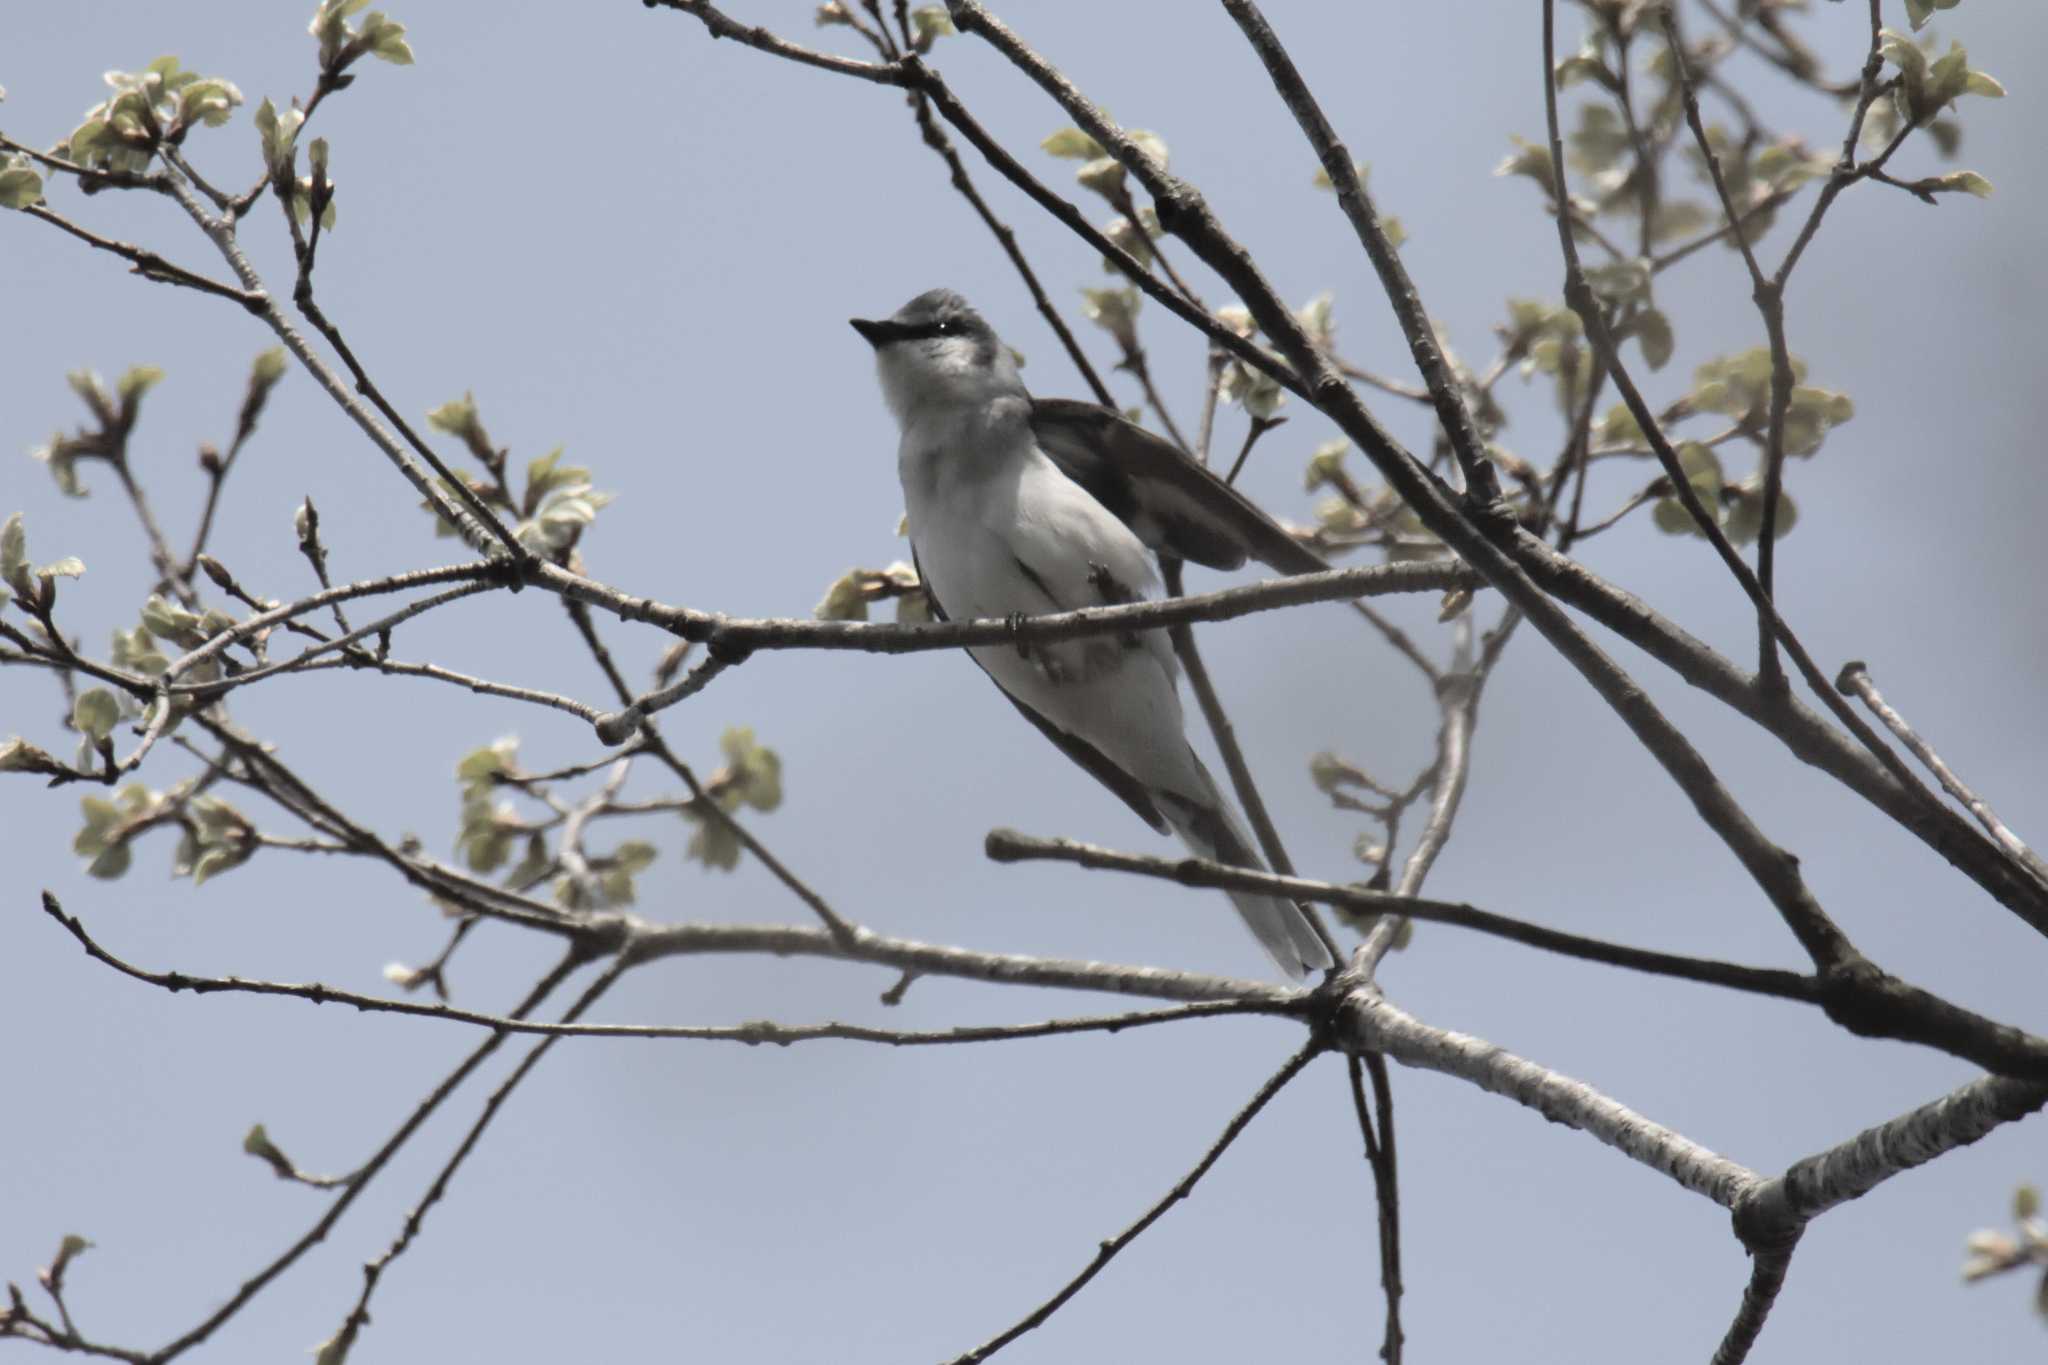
left=1156, top=754, right=1335, bottom=979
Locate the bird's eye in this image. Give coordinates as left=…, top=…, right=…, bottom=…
left=934, top=320, right=958, bottom=337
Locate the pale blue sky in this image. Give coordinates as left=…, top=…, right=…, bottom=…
left=4, top=3, right=2047, bottom=1361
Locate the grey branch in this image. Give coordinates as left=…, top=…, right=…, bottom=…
left=1837, top=662, right=2048, bottom=889
left=36, top=898, right=1288, bottom=1043
left=945, top=1040, right=1323, bottom=1363
left=985, top=830, right=1817, bottom=1001
left=1338, top=989, right=1761, bottom=1210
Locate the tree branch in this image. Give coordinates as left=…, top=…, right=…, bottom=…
left=146, top=947, right=593, bottom=1363
left=36, top=902, right=1293, bottom=1044
left=1836, top=662, right=2048, bottom=889
left=984, top=830, right=1818, bottom=1002
left=944, top=1039, right=1324, bottom=1363
left=1336, top=989, right=1761, bottom=1209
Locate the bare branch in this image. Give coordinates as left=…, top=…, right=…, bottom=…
left=647, top=0, right=909, bottom=84
left=21, top=203, right=262, bottom=309
left=1338, top=990, right=1761, bottom=1210
left=1709, top=1238, right=1800, bottom=1365
left=1218, top=0, right=1507, bottom=516
left=322, top=959, right=631, bottom=1361
left=1836, top=663, right=2048, bottom=889
left=1347, top=1052, right=1404, bottom=1364
left=35, top=900, right=1289, bottom=1042
left=155, top=170, right=518, bottom=559
left=945, top=1039, right=1323, bottom=1363
left=1161, top=560, right=1341, bottom=965
left=984, top=830, right=1817, bottom=1002
left=147, top=947, right=593, bottom=1363
left=541, top=557, right=1475, bottom=657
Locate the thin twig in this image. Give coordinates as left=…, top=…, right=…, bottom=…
left=1218, top=0, right=1506, bottom=516
left=1535, top=0, right=1961, bottom=874
left=1161, top=560, right=1342, bottom=966
left=21, top=204, right=263, bottom=308
left=146, top=947, right=592, bottom=1362
left=561, top=601, right=864, bottom=942
left=1348, top=1052, right=1404, bottom=1363
left=903, top=84, right=1114, bottom=406
left=984, top=831, right=1816, bottom=1003
left=36, top=905, right=1293, bottom=1042
left=1709, top=1238, right=1799, bottom=1365
left=944, top=1039, right=1323, bottom=1363
left=1836, top=663, right=2048, bottom=888
left=323, top=959, right=631, bottom=1361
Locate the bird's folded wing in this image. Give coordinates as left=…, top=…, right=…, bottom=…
left=914, top=550, right=1168, bottom=833
left=1029, top=397, right=1330, bottom=577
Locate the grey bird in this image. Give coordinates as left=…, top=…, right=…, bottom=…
left=850, top=288, right=1334, bottom=978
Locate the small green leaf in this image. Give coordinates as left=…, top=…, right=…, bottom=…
left=1101, top=214, right=1153, bottom=269
left=502, top=831, right=550, bottom=889
left=0, top=738, right=61, bottom=774
left=1633, top=308, right=1674, bottom=371
left=1723, top=479, right=1798, bottom=545
left=176, top=76, right=244, bottom=129
left=1963, top=70, right=2004, bottom=99
left=1126, top=130, right=1169, bottom=171
left=1074, top=155, right=1125, bottom=199
left=1309, top=751, right=1353, bottom=794
left=1675, top=441, right=1722, bottom=497
left=1903, top=0, right=1960, bottom=30
left=455, top=737, right=518, bottom=793
left=87, top=841, right=132, bottom=880
left=1651, top=498, right=1699, bottom=536
left=1929, top=169, right=1993, bottom=198
left=190, top=844, right=246, bottom=886
left=1079, top=286, right=1141, bottom=352
left=362, top=13, right=416, bottom=65
left=1595, top=403, right=1642, bottom=449
left=1493, top=136, right=1556, bottom=193
left=686, top=812, right=742, bottom=871
left=612, top=839, right=658, bottom=875
left=2016, top=1184, right=2040, bottom=1221
left=253, top=97, right=303, bottom=172
left=242, top=1122, right=296, bottom=1178
left=813, top=569, right=870, bottom=622
left=909, top=5, right=955, bottom=42
left=1303, top=439, right=1350, bottom=492
left=425, top=392, right=480, bottom=438
left=72, top=688, right=120, bottom=744
left=1040, top=126, right=1103, bottom=160
left=1295, top=292, right=1336, bottom=348
left=720, top=726, right=783, bottom=812
left=1311, top=157, right=1369, bottom=191
left=0, top=162, right=45, bottom=210
left=1584, top=258, right=1651, bottom=306
left=142, top=593, right=204, bottom=643
left=1, top=512, right=30, bottom=595
left=894, top=590, right=932, bottom=625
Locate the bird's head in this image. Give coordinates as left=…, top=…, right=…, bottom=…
left=850, top=289, right=1023, bottom=424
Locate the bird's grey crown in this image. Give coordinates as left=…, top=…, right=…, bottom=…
left=881, top=288, right=1001, bottom=355
left=893, top=288, right=989, bottom=334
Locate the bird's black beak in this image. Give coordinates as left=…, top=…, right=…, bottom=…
left=849, top=316, right=898, bottom=349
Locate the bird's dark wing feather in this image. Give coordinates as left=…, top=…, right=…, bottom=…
left=914, top=547, right=1167, bottom=833
left=1029, top=397, right=1330, bottom=577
